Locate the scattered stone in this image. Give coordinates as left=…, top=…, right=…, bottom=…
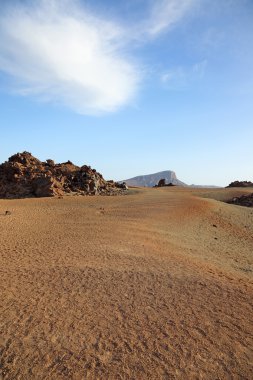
left=213, top=224, right=217, bottom=228
left=0, top=152, right=127, bottom=198
left=5, top=210, right=11, bottom=215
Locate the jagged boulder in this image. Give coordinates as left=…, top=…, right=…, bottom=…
left=0, top=152, right=127, bottom=198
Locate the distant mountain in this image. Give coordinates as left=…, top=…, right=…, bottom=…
left=189, top=184, right=221, bottom=188
left=124, top=170, right=187, bottom=187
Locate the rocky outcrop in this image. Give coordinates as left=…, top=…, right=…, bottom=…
left=0, top=152, right=127, bottom=198
left=123, top=171, right=186, bottom=187
left=154, top=179, right=175, bottom=188
left=157, top=179, right=166, bottom=187
left=226, top=181, right=253, bottom=188
left=227, top=193, right=253, bottom=207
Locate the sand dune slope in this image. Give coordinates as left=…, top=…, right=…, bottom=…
left=0, top=188, right=253, bottom=379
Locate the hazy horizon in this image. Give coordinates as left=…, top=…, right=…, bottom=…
left=0, top=0, right=252, bottom=186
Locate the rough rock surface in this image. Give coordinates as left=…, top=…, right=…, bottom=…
left=226, top=180, right=253, bottom=188
left=227, top=193, right=253, bottom=207
left=0, top=152, right=126, bottom=198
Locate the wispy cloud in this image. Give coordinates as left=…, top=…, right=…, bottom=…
left=161, top=60, right=207, bottom=89
left=0, top=0, right=198, bottom=115
left=144, top=0, right=198, bottom=37
left=0, top=0, right=140, bottom=114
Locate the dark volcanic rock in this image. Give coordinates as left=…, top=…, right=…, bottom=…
left=157, top=179, right=166, bottom=187
left=154, top=179, right=175, bottom=188
left=227, top=193, right=253, bottom=207
left=0, top=152, right=126, bottom=198
left=226, top=180, right=253, bottom=188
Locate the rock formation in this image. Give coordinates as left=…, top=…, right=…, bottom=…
left=0, top=152, right=127, bottom=198
left=227, top=193, right=253, bottom=207
left=157, top=179, right=166, bottom=187
left=226, top=181, right=253, bottom=188
left=154, top=179, right=175, bottom=188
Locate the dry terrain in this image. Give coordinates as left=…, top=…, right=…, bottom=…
left=0, top=187, right=253, bottom=379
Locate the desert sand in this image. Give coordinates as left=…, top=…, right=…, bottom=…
left=0, top=187, right=253, bottom=379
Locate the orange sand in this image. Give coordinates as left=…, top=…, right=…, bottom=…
left=0, top=187, right=253, bottom=379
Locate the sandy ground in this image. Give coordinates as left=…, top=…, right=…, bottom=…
left=0, top=187, right=253, bottom=379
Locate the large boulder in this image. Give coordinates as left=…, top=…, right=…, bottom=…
left=0, top=152, right=127, bottom=198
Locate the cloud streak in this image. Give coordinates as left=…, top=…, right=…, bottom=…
left=143, top=0, right=197, bottom=37
left=0, top=0, right=198, bottom=115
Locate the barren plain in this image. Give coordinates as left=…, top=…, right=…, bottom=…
left=0, top=187, right=253, bottom=379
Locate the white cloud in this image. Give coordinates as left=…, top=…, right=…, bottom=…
left=0, top=0, right=198, bottom=115
left=144, top=0, right=198, bottom=37
left=0, top=0, right=140, bottom=115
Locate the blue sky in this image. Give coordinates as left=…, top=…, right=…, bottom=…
left=0, top=0, right=252, bottom=186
